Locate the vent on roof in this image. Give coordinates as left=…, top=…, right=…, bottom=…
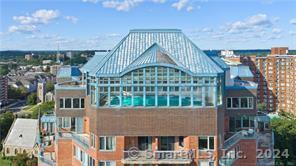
left=19, top=134, right=23, bottom=138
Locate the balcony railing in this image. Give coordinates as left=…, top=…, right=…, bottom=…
left=56, top=132, right=89, bottom=149
left=223, top=129, right=256, bottom=150
left=122, top=150, right=194, bottom=165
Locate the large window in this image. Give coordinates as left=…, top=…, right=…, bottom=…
left=226, top=97, right=254, bottom=109
left=198, top=136, right=214, bottom=150
left=99, top=136, right=116, bottom=151
left=93, top=66, right=219, bottom=108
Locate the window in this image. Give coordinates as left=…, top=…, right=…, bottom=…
left=73, top=98, right=80, bottom=108
left=99, top=136, right=116, bottom=151
left=198, top=136, right=214, bottom=150
left=65, top=98, right=72, bottom=108
left=227, top=97, right=254, bottom=109
left=81, top=98, right=85, bottom=108
left=138, top=137, right=152, bottom=150
left=159, top=136, right=175, bottom=150
left=232, top=98, right=239, bottom=108
left=99, top=161, right=116, bottom=166
left=179, top=136, right=184, bottom=147
left=205, top=87, right=214, bottom=106
left=88, top=156, right=95, bottom=166
left=59, top=98, right=64, bottom=108
left=91, top=133, right=96, bottom=148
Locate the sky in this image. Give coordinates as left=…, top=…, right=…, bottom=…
left=0, top=0, right=295, bottom=50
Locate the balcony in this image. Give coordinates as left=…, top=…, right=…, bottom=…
left=122, top=150, right=194, bottom=165
left=223, top=129, right=256, bottom=150
left=56, top=132, right=89, bottom=149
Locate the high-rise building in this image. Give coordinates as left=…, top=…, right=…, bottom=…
left=48, top=29, right=272, bottom=166
left=0, top=75, right=8, bottom=107
left=256, top=52, right=296, bottom=114
left=223, top=47, right=296, bottom=114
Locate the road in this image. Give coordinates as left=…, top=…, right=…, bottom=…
left=0, top=100, right=26, bottom=113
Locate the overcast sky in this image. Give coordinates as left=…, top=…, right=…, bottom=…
left=0, top=0, right=296, bottom=50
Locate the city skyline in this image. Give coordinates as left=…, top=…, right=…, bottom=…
left=0, top=0, right=296, bottom=50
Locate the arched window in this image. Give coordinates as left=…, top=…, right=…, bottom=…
left=23, top=149, right=27, bottom=154
left=14, top=149, right=18, bottom=154
left=6, top=148, right=10, bottom=154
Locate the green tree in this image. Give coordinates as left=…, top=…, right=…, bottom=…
left=0, top=111, right=15, bottom=141
left=8, top=86, right=27, bottom=99
left=257, top=103, right=267, bottom=112
left=0, top=65, right=9, bottom=76
left=27, top=93, right=37, bottom=105
left=271, top=111, right=296, bottom=164
left=46, top=83, right=54, bottom=92
left=31, top=101, right=54, bottom=119
left=12, top=153, right=30, bottom=166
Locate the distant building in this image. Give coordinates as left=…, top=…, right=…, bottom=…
left=225, top=47, right=296, bottom=114
left=42, top=60, right=53, bottom=65
left=25, top=53, right=38, bottom=61
left=256, top=48, right=296, bottom=114
left=25, top=54, right=33, bottom=61
left=271, top=47, right=288, bottom=55
left=56, top=66, right=81, bottom=83
left=3, top=119, right=39, bottom=157
left=66, top=51, right=72, bottom=58
left=37, top=82, right=46, bottom=103
left=45, top=92, right=54, bottom=102
left=50, top=65, right=62, bottom=75
left=0, top=75, right=8, bottom=106
left=220, top=50, right=239, bottom=58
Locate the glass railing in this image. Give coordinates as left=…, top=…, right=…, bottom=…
left=223, top=129, right=256, bottom=150
left=56, top=132, right=89, bottom=149
left=122, top=150, right=194, bottom=164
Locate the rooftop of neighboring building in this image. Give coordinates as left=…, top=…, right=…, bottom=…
left=4, top=118, right=38, bottom=149
left=57, top=66, right=81, bottom=78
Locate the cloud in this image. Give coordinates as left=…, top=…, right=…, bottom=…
left=82, top=0, right=100, bottom=3
left=200, top=27, right=213, bottom=33
left=102, top=0, right=144, bottom=11
left=13, top=9, right=59, bottom=25
left=64, top=16, right=78, bottom=23
left=8, top=25, right=38, bottom=34
left=186, top=6, right=194, bottom=12
left=152, top=0, right=166, bottom=3
left=289, top=31, right=296, bottom=36
left=272, top=28, right=282, bottom=34
left=290, top=18, right=296, bottom=25
left=226, top=13, right=272, bottom=33
left=172, top=0, right=189, bottom=10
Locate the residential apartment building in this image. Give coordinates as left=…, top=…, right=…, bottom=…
left=0, top=75, right=8, bottom=106
left=256, top=53, right=296, bottom=114
left=50, top=29, right=271, bottom=166
left=223, top=48, right=296, bottom=114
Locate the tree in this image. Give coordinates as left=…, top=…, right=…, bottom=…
left=257, top=103, right=267, bottom=112
left=0, top=65, right=9, bottom=76
left=0, top=111, right=15, bottom=141
left=46, top=83, right=54, bottom=92
left=8, top=86, right=27, bottom=99
left=27, top=93, right=37, bottom=105
left=12, top=153, right=30, bottom=166
left=31, top=101, right=54, bottom=119
left=271, top=112, right=296, bottom=164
